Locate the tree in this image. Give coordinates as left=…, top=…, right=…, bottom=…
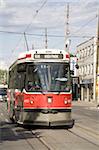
left=0, top=69, right=8, bottom=84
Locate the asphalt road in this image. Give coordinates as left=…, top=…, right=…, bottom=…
left=72, top=101, right=99, bottom=134
left=0, top=101, right=99, bottom=150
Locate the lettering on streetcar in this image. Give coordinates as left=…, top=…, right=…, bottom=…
left=34, top=54, right=63, bottom=59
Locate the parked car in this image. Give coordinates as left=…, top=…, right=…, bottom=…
left=0, top=87, right=7, bottom=102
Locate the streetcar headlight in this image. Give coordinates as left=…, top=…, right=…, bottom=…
left=64, top=99, right=71, bottom=104
left=48, top=97, right=52, bottom=103
left=67, top=99, right=71, bottom=104
left=64, top=100, right=68, bottom=104
left=30, top=100, right=34, bottom=104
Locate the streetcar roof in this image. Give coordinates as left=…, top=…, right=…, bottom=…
left=18, top=49, right=69, bottom=59
left=9, top=49, right=70, bottom=70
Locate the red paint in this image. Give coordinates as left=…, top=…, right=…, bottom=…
left=23, top=93, right=72, bottom=109
left=7, top=91, right=72, bottom=111
left=18, top=54, right=31, bottom=60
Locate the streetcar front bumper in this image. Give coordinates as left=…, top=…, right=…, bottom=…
left=18, top=109, right=75, bottom=128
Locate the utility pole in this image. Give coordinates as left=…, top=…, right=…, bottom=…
left=32, top=44, right=34, bottom=50
left=24, top=32, right=29, bottom=51
left=96, top=12, right=99, bottom=106
left=45, top=28, right=48, bottom=49
left=65, top=3, right=70, bottom=51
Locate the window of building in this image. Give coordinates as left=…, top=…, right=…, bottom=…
left=88, top=64, right=90, bottom=75
left=88, top=46, right=91, bottom=56
left=91, top=63, right=94, bottom=74
left=91, top=44, right=94, bottom=55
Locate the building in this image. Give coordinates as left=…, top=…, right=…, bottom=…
left=76, top=37, right=97, bottom=102
left=70, top=56, right=77, bottom=76
left=70, top=56, right=80, bottom=100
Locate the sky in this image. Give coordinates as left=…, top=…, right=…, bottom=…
left=0, top=0, right=99, bottom=69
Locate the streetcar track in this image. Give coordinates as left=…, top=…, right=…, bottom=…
left=75, top=123, right=99, bottom=136
left=1, top=123, right=99, bottom=150
left=14, top=128, right=38, bottom=150
left=0, top=102, right=99, bottom=150
left=74, top=115, right=99, bottom=123
left=31, top=130, right=53, bottom=150
left=67, top=127, right=99, bottom=148
left=14, top=127, right=53, bottom=150
left=0, top=102, right=99, bottom=149
left=22, top=135, right=35, bottom=150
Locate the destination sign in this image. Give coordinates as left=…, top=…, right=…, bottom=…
left=34, top=54, right=63, bottom=59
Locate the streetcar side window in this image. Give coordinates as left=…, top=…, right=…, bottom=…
left=17, top=63, right=26, bottom=72
left=26, top=65, right=41, bottom=91
left=8, top=67, right=17, bottom=89
left=17, top=73, right=26, bottom=90
left=8, top=65, right=26, bottom=90
left=16, top=63, right=26, bottom=90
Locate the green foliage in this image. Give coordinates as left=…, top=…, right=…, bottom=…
left=70, top=53, right=76, bottom=57
left=0, top=69, right=8, bottom=84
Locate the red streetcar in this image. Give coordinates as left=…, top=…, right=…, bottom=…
left=7, top=49, right=74, bottom=128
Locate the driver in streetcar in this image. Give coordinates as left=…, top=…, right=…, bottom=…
left=27, top=81, right=41, bottom=91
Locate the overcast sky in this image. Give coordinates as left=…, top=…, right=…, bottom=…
left=0, top=0, right=99, bottom=69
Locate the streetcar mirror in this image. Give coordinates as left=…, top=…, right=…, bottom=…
left=55, top=78, right=68, bottom=82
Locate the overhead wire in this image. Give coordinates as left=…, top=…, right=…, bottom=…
left=3, top=0, right=48, bottom=55
left=70, top=15, right=97, bottom=36
left=24, top=0, right=47, bottom=32
left=0, top=3, right=97, bottom=39
left=51, top=14, right=97, bottom=49
left=0, top=1, right=98, bottom=54
left=0, top=30, right=95, bottom=38
left=11, top=35, right=24, bottom=53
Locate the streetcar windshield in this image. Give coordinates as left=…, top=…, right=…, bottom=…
left=25, top=62, right=71, bottom=92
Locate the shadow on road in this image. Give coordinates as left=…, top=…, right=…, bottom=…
left=0, top=120, right=70, bottom=144
left=0, top=121, right=42, bottom=143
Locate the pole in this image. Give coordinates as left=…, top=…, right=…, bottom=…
left=65, top=3, right=70, bottom=51
left=45, top=28, right=48, bottom=49
left=96, top=12, right=99, bottom=106
left=24, top=32, right=29, bottom=51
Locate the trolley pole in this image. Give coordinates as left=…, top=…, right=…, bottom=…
left=24, top=32, right=29, bottom=51
left=96, top=12, right=99, bottom=106
left=45, top=28, right=48, bottom=49
left=64, top=3, right=70, bottom=51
